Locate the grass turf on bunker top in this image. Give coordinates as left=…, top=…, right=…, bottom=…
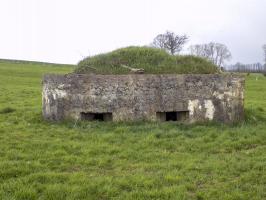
left=76, top=46, right=219, bottom=74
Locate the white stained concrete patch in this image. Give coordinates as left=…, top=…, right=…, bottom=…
left=188, top=99, right=200, bottom=116
left=42, top=85, right=55, bottom=115
left=204, top=100, right=215, bottom=120
left=42, top=86, right=50, bottom=105
left=53, top=89, right=67, bottom=99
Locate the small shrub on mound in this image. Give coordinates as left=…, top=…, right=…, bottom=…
left=75, top=46, right=219, bottom=74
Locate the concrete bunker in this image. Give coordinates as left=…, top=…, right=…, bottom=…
left=42, top=74, right=245, bottom=123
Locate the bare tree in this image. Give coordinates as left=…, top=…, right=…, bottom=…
left=152, top=31, right=188, bottom=55
left=152, top=34, right=165, bottom=49
left=189, top=42, right=232, bottom=68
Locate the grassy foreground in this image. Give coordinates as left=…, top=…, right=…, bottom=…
left=0, top=61, right=266, bottom=200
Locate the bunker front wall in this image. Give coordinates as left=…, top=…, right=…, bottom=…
left=42, top=74, right=245, bottom=123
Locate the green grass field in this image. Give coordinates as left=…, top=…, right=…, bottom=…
left=0, top=61, right=265, bottom=200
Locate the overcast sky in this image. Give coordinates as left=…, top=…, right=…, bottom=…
left=0, top=0, right=265, bottom=64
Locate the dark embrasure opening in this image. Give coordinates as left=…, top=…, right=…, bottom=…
left=157, top=111, right=189, bottom=122
left=80, top=112, right=112, bottom=121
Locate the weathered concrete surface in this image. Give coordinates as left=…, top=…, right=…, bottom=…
left=42, top=74, right=245, bottom=123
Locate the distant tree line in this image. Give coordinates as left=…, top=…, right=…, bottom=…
left=263, top=44, right=266, bottom=64
left=226, top=62, right=266, bottom=73
left=225, top=45, right=266, bottom=74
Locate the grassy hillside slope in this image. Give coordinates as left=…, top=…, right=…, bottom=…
left=76, top=46, right=219, bottom=74
left=0, top=61, right=265, bottom=200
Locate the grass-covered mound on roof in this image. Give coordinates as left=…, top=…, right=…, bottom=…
left=75, top=46, right=219, bottom=74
